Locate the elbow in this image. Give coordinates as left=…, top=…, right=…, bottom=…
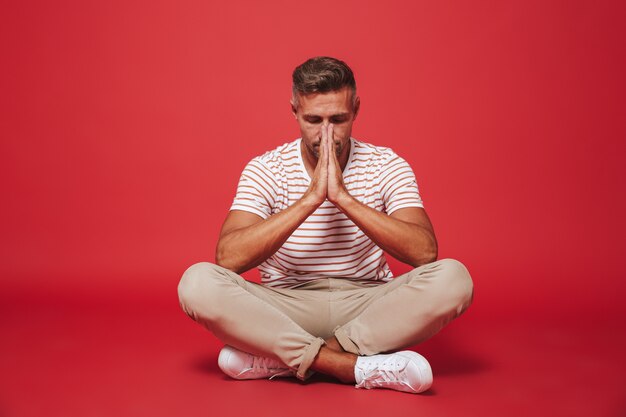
left=215, top=252, right=227, bottom=270
left=215, top=253, right=239, bottom=273
left=424, top=235, right=438, bottom=264
left=215, top=241, right=234, bottom=271
left=425, top=248, right=438, bottom=264
left=418, top=249, right=438, bottom=266
left=215, top=240, right=246, bottom=274
left=412, top=241, right=438, bottom=267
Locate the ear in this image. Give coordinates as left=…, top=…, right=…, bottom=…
left=352, top=96, right=361, bottom=120
left=290, top=98, right=298, bottom=119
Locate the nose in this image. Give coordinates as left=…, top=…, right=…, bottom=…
left=319, top=122, right=333, bottom=133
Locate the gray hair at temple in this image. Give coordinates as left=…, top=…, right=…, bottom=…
left=291, top=56, right=358, bottom=111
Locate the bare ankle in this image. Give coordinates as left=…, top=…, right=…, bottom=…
left=324, top=336, right=344, bottom=352
left=311, top=346, right=358, bottom=384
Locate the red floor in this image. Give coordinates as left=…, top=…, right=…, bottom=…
left=1, top=289, right=624, bottom=417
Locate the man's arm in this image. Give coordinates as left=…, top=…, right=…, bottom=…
left=216, top=198, right=317, bottom=274
left=324, top=124, right=438, bottom=267
left=215, top=135, right=330, bottom=274
left=334, top=201, right=438, bottom=267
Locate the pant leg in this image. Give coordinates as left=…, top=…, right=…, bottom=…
left=333, top=258, right=474, bottom=355
left=177, top=262, right=326, bottom=380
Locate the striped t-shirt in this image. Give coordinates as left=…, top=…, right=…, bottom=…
left=230, top=137, right=424, bottom=288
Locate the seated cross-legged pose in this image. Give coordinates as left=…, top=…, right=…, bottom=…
left=178, top=56, right=474, bottom=394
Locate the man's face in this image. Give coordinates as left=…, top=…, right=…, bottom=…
left=291, top=87, right=360, bottom=162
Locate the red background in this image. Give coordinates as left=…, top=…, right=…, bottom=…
left=1, top=1, right=625, bottom=416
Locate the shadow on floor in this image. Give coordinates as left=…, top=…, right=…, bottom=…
left=190, top=329, right=489, bottom=380
left=411, top=330, right=489, bottom=376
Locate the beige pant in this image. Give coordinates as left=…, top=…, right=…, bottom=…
left=177, top=258, right=473, bottom=380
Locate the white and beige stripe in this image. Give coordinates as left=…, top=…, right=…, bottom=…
left=230, top=137, right=424, bottom=288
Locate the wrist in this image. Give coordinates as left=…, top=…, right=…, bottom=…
left=332, top=190, right=356, bottom=211
left=300, top=192, right=323, bottom=211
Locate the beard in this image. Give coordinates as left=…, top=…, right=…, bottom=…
left=312, top=141, right=343, bottom=159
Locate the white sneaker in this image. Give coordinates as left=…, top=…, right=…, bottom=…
left=354, top=351, right=433, bottom=394
left=217, top=345, right=295, bottom=380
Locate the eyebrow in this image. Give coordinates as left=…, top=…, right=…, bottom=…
left=303, top=113, right=351, bottom=119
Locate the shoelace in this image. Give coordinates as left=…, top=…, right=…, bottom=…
left=251, top=355, right=280, bottom=373
left=247, top=354, right=293, bottom=380
left=356, top=357, right=411, bottom=389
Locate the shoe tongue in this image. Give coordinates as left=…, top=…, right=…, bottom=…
left=354, top=356, right=370, bottom=384
left=354, top=367, right=365, bottom=385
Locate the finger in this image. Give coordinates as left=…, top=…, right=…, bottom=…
left=317, top=128, right=324, bottom=161
left=319, top=127, right=329, bottom=198
left=322, top=124, right=330, bottom=166
left=327, top=124, right=339, bottom=165
left=326, top=128, right=337, bottom=177
left=315, top=124, right=322, bottom=163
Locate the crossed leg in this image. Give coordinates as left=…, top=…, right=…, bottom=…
left=309, top=259, right=474, bottom=382
left=177, top=258, right=473, bottom=382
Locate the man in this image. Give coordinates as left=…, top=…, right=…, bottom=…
left=178, top=56, right=473, bottom=394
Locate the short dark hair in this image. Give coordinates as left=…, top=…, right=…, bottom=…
left=291, top=56, right=357, bottom=110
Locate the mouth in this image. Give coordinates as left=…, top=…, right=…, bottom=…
left=311, top=142, right=342, bottom=156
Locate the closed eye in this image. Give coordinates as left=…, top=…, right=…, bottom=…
left=303, top=116, right=349, bottom=124
left=304, top=116, right=322, bottom=124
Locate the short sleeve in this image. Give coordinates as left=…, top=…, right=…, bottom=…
left=229, top=158, right=278, bottom=220
left=377, top=153, right=424, bottom=215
